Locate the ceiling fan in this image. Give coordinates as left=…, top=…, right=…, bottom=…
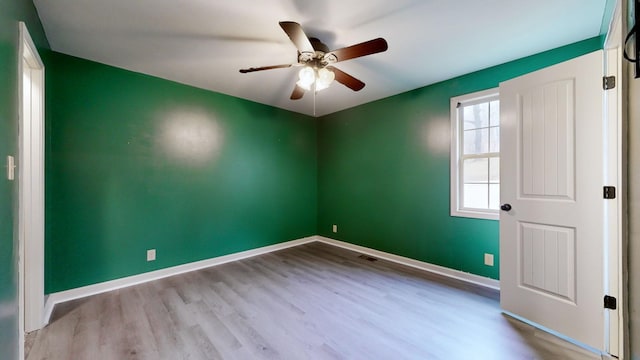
left=239, top=21, right=388, bottom=100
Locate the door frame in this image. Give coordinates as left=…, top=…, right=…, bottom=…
left=17, top=21, right=45, bottom=357
left=603, top=1, right=624, bottom=357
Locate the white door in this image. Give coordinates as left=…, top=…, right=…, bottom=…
left=499, top=50, right=606, bottom=351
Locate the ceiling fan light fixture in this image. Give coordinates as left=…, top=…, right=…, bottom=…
left=297, top=66, right=315, bottom=91
left=315, top=68, right=335, bottom=91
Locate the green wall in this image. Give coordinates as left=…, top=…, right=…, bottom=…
left=317, top=36, right=602, bottom=280
left=44, top=51, right=317, bottom=293
left=0, top=0, right=48, bottom=357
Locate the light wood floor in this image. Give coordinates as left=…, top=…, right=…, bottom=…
left=26, top=242, right=602, bottom=359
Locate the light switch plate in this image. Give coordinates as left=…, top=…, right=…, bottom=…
left=6, top=155, right=15, bottom=180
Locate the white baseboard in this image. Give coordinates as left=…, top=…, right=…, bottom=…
left=315, top=236, right=500, bottom=291
left=43, top=236, right=317, bottom=324
left=44, top=235, right=499, bottom=325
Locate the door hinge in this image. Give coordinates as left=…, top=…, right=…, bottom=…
left=603, top=186, right=616, bottom=199
left=603, top=76, right=616, bottom=90
left=604, top=295, right=617, bottom=310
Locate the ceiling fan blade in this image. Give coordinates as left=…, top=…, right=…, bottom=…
left=325, top=38, right=388, bottom=63
left=279, top=21, right=315, bottom=54
left=239, top=64, right=293, bottom=73
left=327, top=66, right=365, bottom=91
left=290, top=84, right=306, bottom=100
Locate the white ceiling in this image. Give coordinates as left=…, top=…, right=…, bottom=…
left=34, top=0, right=607, bottom=117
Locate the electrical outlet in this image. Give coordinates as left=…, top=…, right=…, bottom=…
left=332, top=224, right=338, bottom=233
left=484, top=253, right=494, bottom=266
left=147, top=249, right=156, bottom=261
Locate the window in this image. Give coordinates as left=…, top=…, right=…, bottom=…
left=450, top=89, right=499, bottom=220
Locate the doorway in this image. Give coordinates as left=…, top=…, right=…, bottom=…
left=18, top=21, right=45, bottom=359
left=498, top=8, right=624, bottom=357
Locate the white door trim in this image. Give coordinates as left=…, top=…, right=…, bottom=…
left=18, top=21, right=45, bottom=356
left=603, top=1, right=624, bottom=357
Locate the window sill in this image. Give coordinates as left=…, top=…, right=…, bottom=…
left=450, top=209, right=499, bottom=221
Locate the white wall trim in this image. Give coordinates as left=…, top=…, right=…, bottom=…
left=44, top=236, right=317, bottom=323
left=315, top=236, right=500, bottom=290
left=44, top=235, right=500, bottom=325
left=18, top=22, right=46, bottom=356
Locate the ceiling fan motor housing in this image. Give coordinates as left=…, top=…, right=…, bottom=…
left=298, top=37, right=336, bottom=68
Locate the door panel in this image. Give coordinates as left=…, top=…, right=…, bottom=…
left=520, top=79, right=574, bottom=199
left=500, top=50, right=605, bottom=351
left=520, top=222, right=575, bottom=302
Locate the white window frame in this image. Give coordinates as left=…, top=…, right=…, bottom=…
left=450, top=88, right=499, bottom=220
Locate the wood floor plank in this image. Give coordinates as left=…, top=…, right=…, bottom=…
left=27, top=242, right=603, bottom=359
left=188, top=300, right=245, bottom=359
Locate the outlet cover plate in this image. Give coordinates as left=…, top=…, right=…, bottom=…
left=147, top=249, right=156, bottom=261
left=484, top=253, right=494, bottom=266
